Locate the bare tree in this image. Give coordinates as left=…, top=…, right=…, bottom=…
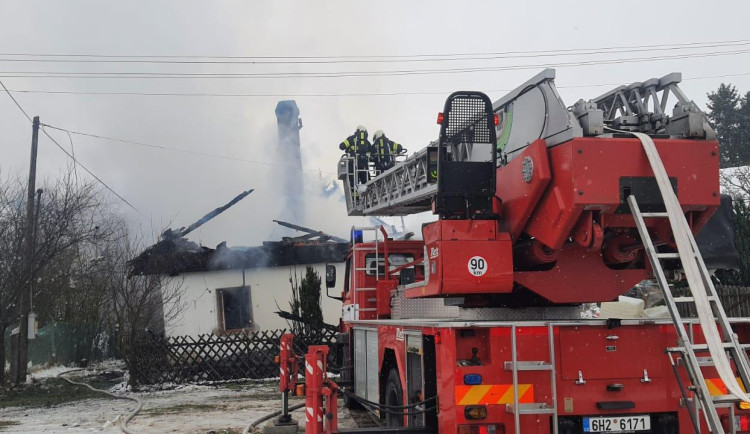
left=721, top=166, right=750, bottom=200
left=0, top=170, right=115, bottom=384
left=95, top=229, right=184, bottom=385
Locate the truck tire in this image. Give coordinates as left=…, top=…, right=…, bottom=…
left=384, top=368, right=405, bottom=427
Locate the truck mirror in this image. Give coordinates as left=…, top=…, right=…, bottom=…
left=326, top=264, right=336, bottom=288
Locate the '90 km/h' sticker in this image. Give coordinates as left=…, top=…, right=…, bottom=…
left=468, top=256, right=487, bottom=276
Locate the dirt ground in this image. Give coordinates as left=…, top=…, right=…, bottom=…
left=0, top=362, right=360, bottom=433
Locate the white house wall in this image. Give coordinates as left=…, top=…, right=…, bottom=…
left=163, top=262, right=345, bottom=337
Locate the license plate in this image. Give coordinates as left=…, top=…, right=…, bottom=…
left=583, top=415, right=651, bottom=432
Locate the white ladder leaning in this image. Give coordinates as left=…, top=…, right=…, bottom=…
left=626, top=131, right=750, bottom=434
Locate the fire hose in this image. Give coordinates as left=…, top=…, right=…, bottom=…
left=57, top=369, right=142, bottom=434
left=339, top=388, right=437, bottom=416
left=240, top=389, right=435, bottom=433
left=242, top=402, right=306, bottom=434
left=614, top=129, right=750, bottom=404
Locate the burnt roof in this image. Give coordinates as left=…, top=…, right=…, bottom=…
left=129, top=238, right=349, bottom=276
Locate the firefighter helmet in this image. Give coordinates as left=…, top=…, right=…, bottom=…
left=373, top=130, right=384, bottom=140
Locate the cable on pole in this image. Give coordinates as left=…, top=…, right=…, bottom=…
left=2, top=79, right=145, bottom=216
left=40, top=125, right=144, bottom=216
left=41, top=123, right=336, bottom=176
left=0, top=79, right=32, bottom=121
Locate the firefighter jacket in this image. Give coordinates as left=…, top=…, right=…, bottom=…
left=372, top=136, right=403, bottom=168
left=339, top=130, right=371, bottom=157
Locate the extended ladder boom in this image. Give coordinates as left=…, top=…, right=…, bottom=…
left=338, top=145, right=438, bottom=216
left=340, top=91, right=497, bottom=217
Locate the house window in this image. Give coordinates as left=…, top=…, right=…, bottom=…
left=217, top=286, right=253, bottom=331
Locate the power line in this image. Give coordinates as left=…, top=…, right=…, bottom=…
left=2, top=38, right=749, bottom=61
left=8, top=89, right=479, bottom=98
left=6, top=72, right=750, bottom=99
left=25, top=70, right=750, bottom=180
left=0, top=79, right=32, bottom=121
left=1, top=78, right=144, bottom=216
left=1, top=48, right=748, bottom=80
left=2, top=41, right=749, bottom=65
left=41, top=124, right=337, bottom=176
left=40, top=126, right=144, bottom=216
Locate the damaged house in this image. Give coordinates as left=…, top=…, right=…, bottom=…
left=130, top=228, right=348, bottom=337
left=128, top=100, right=352, bottom=337
left=129, top=190, right=349, bottom=337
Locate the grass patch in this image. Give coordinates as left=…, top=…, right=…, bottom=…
left=219, top=379, right=276, bottom=391
left=142, top=403, right=226, bottom=416
left=0, top=378, right=100, bottom=409
left=0, top=421, right=20, bottom=432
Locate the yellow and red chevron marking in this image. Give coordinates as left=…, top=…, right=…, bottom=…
left=455, top=384, right=534, bottom=405
left=705, top=377, right=746, bottom=396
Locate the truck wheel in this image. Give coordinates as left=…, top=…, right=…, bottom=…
left=384, top=369, right=405, bottom=427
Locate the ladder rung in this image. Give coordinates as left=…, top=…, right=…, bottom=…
left=670, top=343, right=736, bottom=352
left=641, top=212, right=670, bottom=218
left=505, top=403, right=555, bottom=415
left=691, top=343, right=733, bottom=351
left=673, top=296, right=716, bottom=303
left=503, top=361, right=553, bottom=371
left=696, top=356, right=714, bottom=367
left=656, top=252, right=681, bottom=259
left=669, top=343, right=750, bottom=353
left=712, top=394, right=741, bottom=404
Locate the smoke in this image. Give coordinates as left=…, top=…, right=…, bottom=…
left=266, top=100, right=365, bottom=242
left=274, top=101, right=305, bottom=228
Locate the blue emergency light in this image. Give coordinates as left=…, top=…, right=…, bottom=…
left=352, top=229, right=363, bottom=244
left=463, top=374, right=482, bottom=385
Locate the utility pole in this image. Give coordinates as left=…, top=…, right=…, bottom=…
left=14, top=116, right=39, bottom=384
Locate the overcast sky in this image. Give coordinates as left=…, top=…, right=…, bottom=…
left=2, top=0, right=749, bottom=247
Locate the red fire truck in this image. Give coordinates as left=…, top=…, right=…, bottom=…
left=290, top=69, right=750, bottom=434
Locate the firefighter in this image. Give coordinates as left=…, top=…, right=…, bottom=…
left=339, top=126, right=371, bottom=185
left=372, top=130, right=404, bottom=174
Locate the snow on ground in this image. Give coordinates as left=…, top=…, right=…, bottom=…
left=28, top=359, right=127, bottom=381
left=3, top=361, right=358, bottom=433
left=27, top=365, right=78, bottom=380
left=3, top=379, right=301, bottom=433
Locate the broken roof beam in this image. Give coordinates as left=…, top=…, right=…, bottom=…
left=272, top=219, right=347, bottom=243
left=164, top=189, right=254, bottom=240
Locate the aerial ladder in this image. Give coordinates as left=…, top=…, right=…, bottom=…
left=326, top=69, right=750, bottom=433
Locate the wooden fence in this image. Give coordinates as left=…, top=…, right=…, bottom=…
left=125, top=328, right=336, bottom=385
left=673, top=285, right=750, bottom=318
